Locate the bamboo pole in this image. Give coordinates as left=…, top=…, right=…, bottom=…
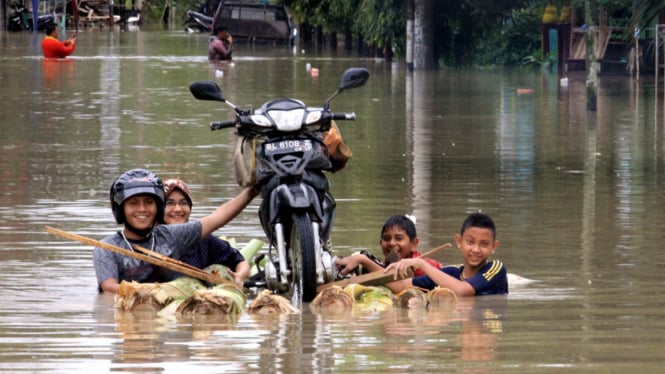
left=317, top=243, right=452, bottom=292
left=44, top=226, right=230, bottom=285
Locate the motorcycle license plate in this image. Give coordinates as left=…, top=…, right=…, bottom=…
left=264, top=139, right=313, bottom=155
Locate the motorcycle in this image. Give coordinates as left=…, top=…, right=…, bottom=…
left=7, top=2, right=55, bottom=32
left=189, top=67, right=370, bottom=305
left=183, top=9, right=212, bottom=33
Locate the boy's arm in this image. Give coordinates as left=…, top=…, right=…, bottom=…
left=386, top=258, right=476, bottom=296
left=199, top=187, right=258, bottom=239
left=335, top=253, right=384, bottom=275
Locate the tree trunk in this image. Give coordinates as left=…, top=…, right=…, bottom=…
left=328, top=32, right=338, bottom=50
left=344, top=29, right=353, bottom=51
left=585, top=0, right=598, bottom=111
left=413, top=0, right=436, bottom=69
left=406, top=0, right=414, bottom=71
left=315, top=25, right=324, bottom=52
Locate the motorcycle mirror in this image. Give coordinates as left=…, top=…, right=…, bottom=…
left=324, top=67, right=370, bottom=109
left=189, top=81, right=226, bottom=102
left=338, top=67, right=370, bottom=91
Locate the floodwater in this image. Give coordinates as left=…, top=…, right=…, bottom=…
left=1, top=27, right=665, bottom=372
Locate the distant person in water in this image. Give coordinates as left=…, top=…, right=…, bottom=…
left=41, top=23, right=76, bottom=59
left=208, top=25, right=233, bottom=60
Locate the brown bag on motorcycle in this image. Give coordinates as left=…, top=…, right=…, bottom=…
left=233, top=136, right=259, bottom=187
left=323, top=120, right=352, bottom=172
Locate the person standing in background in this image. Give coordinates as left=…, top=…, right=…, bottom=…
left=42, top=23, right=76, bottom=58
left=208, top=25, right=233, bottom=60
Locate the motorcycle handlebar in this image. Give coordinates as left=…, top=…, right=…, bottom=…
left=210, top=120, right=237, bottom=130
left=331, top=112, right=356, bottom=121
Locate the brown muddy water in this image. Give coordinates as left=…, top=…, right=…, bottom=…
left=1, top=27, right=665, bottom=372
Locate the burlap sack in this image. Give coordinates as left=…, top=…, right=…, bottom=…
left=233, top=136, right=258, bottom=187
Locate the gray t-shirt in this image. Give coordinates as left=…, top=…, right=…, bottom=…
left=93, top=221, right=202, bottom=290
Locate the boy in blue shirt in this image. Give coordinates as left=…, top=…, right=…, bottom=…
left=385, top=212, right=508, bottom=296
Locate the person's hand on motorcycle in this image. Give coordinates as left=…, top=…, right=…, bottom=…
left=334, top=255, right=362, bottom=276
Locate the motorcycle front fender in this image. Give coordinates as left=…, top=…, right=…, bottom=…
left=265, top=183, right=324, bottom=226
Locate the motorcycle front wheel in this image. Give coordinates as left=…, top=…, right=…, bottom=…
left=288, top=213, right=318, bottom=305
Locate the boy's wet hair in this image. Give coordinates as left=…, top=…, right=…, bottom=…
left=44, top=23, right=56, bottom=35
left=460, top=212, right=496, bottom=238
left=381, top=215, right=417, bottom=240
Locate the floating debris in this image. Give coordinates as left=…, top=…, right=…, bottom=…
left=176, top=283, right=246, bottom=316
left=427, top=287, right=457, bottom=311
left=394, top=287, right=429, bottom=309
left=310, top=285, right=354, bottom=314
left=115, top=281, right=161, bottom=311
left=248, top=290, right=300, bottom=314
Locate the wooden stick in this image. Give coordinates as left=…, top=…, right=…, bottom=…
left=44, top=226, right=230, bottom=285
left=417, top=242, right=453, bottom=259
left=317, top=242, right=452, bottom=292
left=131, top=242, right=203, bottom=274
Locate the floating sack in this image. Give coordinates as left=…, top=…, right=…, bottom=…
left=394, top=287, right=429, bottom=309
left=115, top=281, right=163, bottom=311
left=427, top=287, right=457, bottom=311
left=310, top=285, right=354, bottom=313
left=247, top=290, right=300, bottom=315
left=176, top=283, right=247, bottom=316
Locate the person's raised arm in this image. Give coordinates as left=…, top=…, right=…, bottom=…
left=199, top=187, right=258, bottom=239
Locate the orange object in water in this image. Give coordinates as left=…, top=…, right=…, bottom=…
left=516, top=88, right=534, bottom=95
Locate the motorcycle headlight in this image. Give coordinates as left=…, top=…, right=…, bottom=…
left=268, top=109, right=305, bottom=131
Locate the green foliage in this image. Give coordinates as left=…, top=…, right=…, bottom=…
left=353, top=0, right=405, bottom=51
left=476, top=5, right=544, bottom=66
left=432, top=0, right=537, bottom=67
left=284, top=0, right=404, bottom=54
